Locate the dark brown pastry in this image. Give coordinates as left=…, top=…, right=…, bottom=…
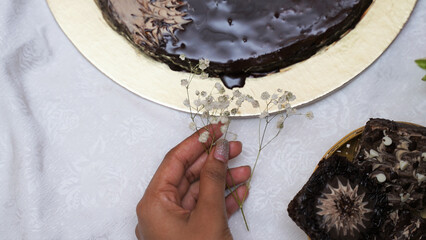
left=353, top=119, right=426, bottom=212
left=288, top=156, right=389, bottom=240
left=95, top=0, right=372, bottom=88
left=384, top=209, right=426, bottom=240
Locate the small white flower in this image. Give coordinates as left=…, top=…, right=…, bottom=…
left=199, top=58, right=210, bottom=70
left=220, top=125, right=228, bottom=134
left=259, top=111, right=269, bottom=119
left=189, top=122, right=196, bottom=131
left=284, top=103, right=292, bottom=111
left=201, top=91, right=207, bottom=97
left=261, top=91, right=270, bottom=100
left=214, top=82, right=225, bottom=94
left=209, top=116, right=220, bottom=124
left=236, top=98, right=244, bottom=107
left=183, top=99, right=190, bottom=107
left=285, top=91, right=296, bottom=101
left=277, top=96, right=285, bottom=104
left=179, top=54, right=186, bottom=60
left=251, top=100, right=260, bottom=108
left=305, top=111, right=314, bottom=120
left=277, top=88, right=283, bottom=93
left=195, top=90, right=200, bottom=96
left=218, top=95, right=229, bottom=103
left=193, top=99, right=202, bottom=107
left=200, top=72, right=209, bottom=79
left=198, top=131, right=210, bottom=143
left=233, top=90, right=242, bottom=98
left=220, top=116, right=229, bottom=124
left=271, top=94, right=278, bottom=100
left=246, top=95, right=255, bottom=103
left=181, top=79, right=189, bottom=87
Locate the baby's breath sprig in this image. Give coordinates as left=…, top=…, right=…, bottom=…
left=180, top=57, right=313, bottom=231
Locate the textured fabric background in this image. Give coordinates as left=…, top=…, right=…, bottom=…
left=0, top=0, right=425, bottom=239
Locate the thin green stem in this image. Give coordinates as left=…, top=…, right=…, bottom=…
left=226, top=168, right=249, bottom=231
left=247, top=148, right=261, bottom=188
left=260, top=128, right=282, bottom=151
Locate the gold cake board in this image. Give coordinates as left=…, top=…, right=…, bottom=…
left=47, top=0, right=417, bottom=117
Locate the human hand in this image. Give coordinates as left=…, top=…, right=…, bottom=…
left=136, top=124, right=250, bottom=240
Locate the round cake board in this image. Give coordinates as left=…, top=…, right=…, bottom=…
left=46, top=0, right=417, bottom=117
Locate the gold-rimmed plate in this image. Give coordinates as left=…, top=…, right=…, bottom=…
left=46, top=0, right=417, bottom=117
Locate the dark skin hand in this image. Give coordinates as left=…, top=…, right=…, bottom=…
left=136, top=124, right=250, bottom=240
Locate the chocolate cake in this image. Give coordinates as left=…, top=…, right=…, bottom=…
left=288, top=156, right=389, bottom=240
left=96, top=0, right=372, bottom=88
left=288, top=119, right=426, bottom=239
left=354, top=119, right=426, bottom=212
left=354, top=119, right=426, bottom=239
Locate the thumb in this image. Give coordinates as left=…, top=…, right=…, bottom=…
left=197, top=139, right=229, bottom=215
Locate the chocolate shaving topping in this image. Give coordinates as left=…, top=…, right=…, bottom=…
left=97, top=0, right=190, bottom=48
left=354, top=119, right=426, bottom=211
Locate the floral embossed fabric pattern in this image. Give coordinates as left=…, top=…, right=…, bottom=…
left=0, top=0, right=425, bottom=239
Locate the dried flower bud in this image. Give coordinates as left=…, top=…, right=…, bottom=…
left=183, top=99, right=190, bottom=107
left=181, top=79, right=189, bottom=87
left=209, top=116, right=220, bottom=124
left=233, top=90, right=242, bottom=98
left=189, top=122, right=196, bottom=131
left=245, top=95, right=254, bottom=103
left=220, top=125, right=228, bottom=134
left=214, top=82, right=225, bottom=94
left=305, top=111, right=314, bottom=120
left=198, top=131, right=210, bottom=143
left=199, top=58, right=210, bottom=70
left=251, top=100, right=260, bottom=108
left=236, top=98, right=244, bottom=107
left=285, top=91, right=296, bottom=101
left=277, top=115, right=285, bottom=129
left=193, top=99, right=202, bottom=107
left=220, top=116, right=229, bottom=124
left=261, top=91, right=270, bottom=100
left=200, top=72, right=209, bottom=79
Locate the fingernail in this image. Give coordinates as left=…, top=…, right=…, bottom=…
left=214, top=139, right=229, bottom=163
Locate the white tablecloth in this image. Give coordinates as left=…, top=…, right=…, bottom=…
left=1, top=0, right=425, bottom=239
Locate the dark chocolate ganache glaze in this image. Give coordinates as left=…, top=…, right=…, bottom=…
left=96, top=0, right=372, bottom=88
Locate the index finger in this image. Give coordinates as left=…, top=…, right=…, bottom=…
left=151, top=124, right=223, bottom=188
